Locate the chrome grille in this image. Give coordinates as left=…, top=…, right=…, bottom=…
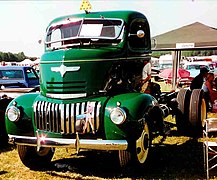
left=34, top=101, right=101, bottom=134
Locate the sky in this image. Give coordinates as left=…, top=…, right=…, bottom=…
left=0, top=0, right=217, bottom=57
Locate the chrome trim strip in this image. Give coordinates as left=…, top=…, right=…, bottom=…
left=55, top=103, right=60, bottom=132
left=46, top=93, right=87, bottom=99
left=8, top=134, right=128, bottom=151
left=41, top=101, right=45, bottom=129
left=40, top=55, right=151, bottom=64
left=71, top=103, right=75, bottom=133
left=65, top=103, right=70, bottom=133
left=60, top=104, right=64, bottom=133
left=47, top=102, right=52, bottom=131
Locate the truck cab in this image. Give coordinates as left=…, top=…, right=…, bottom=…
left=5, top=10, right=171, bottom=169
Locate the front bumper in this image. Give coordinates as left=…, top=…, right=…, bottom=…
left=8, top=133, right=128, bottom=152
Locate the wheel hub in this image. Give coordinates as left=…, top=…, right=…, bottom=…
left=136, top=122, right=150, bottom=163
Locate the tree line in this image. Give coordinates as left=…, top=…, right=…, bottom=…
left=0, top=51, right=37, bottom=62
left=1, top=50, right=216, bottom=62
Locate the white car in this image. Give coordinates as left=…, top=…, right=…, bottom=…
left=183, top=61, right=214, bottom=77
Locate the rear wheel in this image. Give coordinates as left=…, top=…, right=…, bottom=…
left=18, top=145, right=55, bottom=169
left=189, top=89, right=207, bottom=137
left=118, top=120, right=151, bottom=168
left=175, top=88, right=191, bottom=135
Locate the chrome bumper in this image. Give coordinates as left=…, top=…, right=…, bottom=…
left=8, top=134, right=128, bottom=151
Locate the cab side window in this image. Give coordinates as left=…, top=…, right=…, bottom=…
left=128, top=18, right=150, bottom=51
left=26, top=68, right=38, bottom=79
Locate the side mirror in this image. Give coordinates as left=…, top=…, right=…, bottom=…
left=151, top=38, right=157, bottom=49
left=38, top=39, right=42, bottom=44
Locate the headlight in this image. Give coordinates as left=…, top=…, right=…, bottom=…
left=6, top=106, right=20, bottom=122
left=110, top=107, right=126, bottom=125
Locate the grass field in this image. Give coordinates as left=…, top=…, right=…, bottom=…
left=1, top=113, right=217, bottom=180
left=0, top=139, right=206, bottom=180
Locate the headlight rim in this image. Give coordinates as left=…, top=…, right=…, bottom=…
left=6, top=106, right=21, bottom=122
left=110, top=107, right=126, bottom=125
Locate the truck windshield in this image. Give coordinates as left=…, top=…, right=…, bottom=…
left=45, top=18, right=124, bottom=49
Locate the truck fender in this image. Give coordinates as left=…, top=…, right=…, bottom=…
left=104, top=92, right=157, bottom=140
left=5, top=93, right=39, bottom=136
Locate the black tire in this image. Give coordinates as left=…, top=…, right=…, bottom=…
left=189, top=89, right=207, bottom=137
left=0, top=110, right=8, bottom=146
left=177, top=88, right=191, bottom=114
left=118, top=150, right=132, bottom=168
left=175, top=88, right=191, bottom=135
left=118, top=120, right=151, bottom=168
left=18, top=145, right=55, bottom=169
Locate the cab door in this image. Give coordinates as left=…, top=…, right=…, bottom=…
left=26, top=67, right=39, bottom=88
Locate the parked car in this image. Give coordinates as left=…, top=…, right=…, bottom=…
left=151, top=63, right=172, bottom=81
left=0, top=66, right=39, bottom=88
left=0, top=66, right=40, bottom=146
left=184, top=61, right=214, bottom=78
left=152, top=62, right=184, bottom=82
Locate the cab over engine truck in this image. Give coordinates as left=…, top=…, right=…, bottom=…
left=5, top=10, right=206, bottom=169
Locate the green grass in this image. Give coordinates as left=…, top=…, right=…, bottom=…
left=1, top=115, right=216, bottom=180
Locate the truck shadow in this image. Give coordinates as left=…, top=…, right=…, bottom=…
left=46, top=138, right=206, bottom=179
left=0, top=144, right=15, bottom=153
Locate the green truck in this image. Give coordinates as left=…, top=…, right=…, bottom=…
left=5, top=10, right=206, bottom=169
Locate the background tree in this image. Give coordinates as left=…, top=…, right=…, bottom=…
left=153, top=50, right=217, bottom=58
left=0, top=51, right=27, bottom=62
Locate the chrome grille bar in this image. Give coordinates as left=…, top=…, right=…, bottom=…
left=34, top=101, right=101, bottom=134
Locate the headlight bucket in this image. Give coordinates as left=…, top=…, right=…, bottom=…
left=110, top=107, right=126, bottom=125
left=6, top=106, right=20, bottom=122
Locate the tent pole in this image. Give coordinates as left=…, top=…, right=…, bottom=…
left=171, top=50, right=181, bottom=90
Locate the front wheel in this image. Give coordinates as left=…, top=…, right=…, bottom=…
left=18, top=145, right=55, bottom=169
left=118, top=120, right=151, bottom=168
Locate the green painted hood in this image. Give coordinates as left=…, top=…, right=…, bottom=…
left=40, top=48, right=124, bottom=98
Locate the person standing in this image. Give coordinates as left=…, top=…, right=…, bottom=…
left=202, top=72, right=217, bottom=104
left=190, top=67, right=209, bottom=90
left=140, top=60, right=152, bottom=93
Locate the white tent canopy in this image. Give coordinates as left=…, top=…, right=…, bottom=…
left=34, top=58, right=40, bottom=64
left=20, top=59, right=34, bottom=65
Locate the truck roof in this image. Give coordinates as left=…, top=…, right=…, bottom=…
left=47, top=10, right=148, bottom=28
